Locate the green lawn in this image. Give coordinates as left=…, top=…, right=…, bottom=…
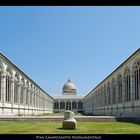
left=0, top=121, right=140, bottom=134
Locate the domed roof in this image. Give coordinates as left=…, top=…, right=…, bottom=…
left=62, top=79, right=76, bottom=92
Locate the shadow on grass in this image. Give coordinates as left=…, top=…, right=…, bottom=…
left=115, top=117, right=140, bottom=125
left=126, top=121, right=140, bottom=126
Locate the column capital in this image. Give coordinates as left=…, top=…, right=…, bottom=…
left=11, top=78, right=15, bottom=82
left=1, top=72, right=6, bottom=78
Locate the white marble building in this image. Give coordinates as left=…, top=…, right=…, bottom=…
left=83, top=48, right=140, bottom=117
left=1, top=48, right=140, bottom=117
left=53, top=79, right=83, bottom=113
left=0, top=53, right=53, bottom=116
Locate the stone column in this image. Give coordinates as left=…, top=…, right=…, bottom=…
left=36, top=94, right=38, bottom=114
left=27, top=88, right=30, bottom=111
left=92, top=94, right=94, bottom=114
left=17, top=83, right=21, bottom=114
left=32, top=92, right=34, bottom=114
left=131, top=74, right=135, bottom=113
left=37, top=93, right=39, bottom=109
left=116, top=83, right=119, bottom=115
left=32, top=92, right=34, bottom=108
left=34, top=92, right=36, bottom=109
left=70, top=100, right=72, bottom=110
left=102, top=92, right=104, bottom=114
left=65, top=101, right=66, bottom=110
left=58, top=100, right=60, bottom=110
left=106, top=89, right=109, bottom=106
left=23, top=85, right=26, bottom=115
left=1, top=73, right=6, bottom=114
left=122, top=79, right=125, bottom=116
left=39, top=94, right=41, bottom=109
left=11, top=78, right=15, bottom=113
left=22, top=86, right=25, bottom=106
left=110, top=85, right=113, bottom=115
left=43, top=97, right=45, bottom=112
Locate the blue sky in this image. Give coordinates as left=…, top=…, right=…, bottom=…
left=0, top=6, right=140, bottom=96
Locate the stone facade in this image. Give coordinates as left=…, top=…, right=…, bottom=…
left=83, top=48, right=140, bottom=117
left=1, top=48, right=140, bottom=117
left=53, top=79, right=83, bottom=113
left=0, top=53, right=53, bottom=116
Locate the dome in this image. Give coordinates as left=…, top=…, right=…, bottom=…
left=62, top=79, right=76, bottom=92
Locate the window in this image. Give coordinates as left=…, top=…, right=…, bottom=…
left=72, top=101, right=77, bottom=109
left=78, top=101, right=82, bottom=109
left=26, top=82, right=29, bottom=105
left=112, top=78, right=116, bottom=104
left=107, top=82, right=111, bottom=105
left=20, top=78, right=24, bottom=104
left=14, top=74, right=19, bottom=103
left=60, top=101, right=65, bottom=109
left=6, top=69, right=12, bottom=102
left=101, top=87, right=103, bottom=106
left=54, top=101, right=59, bottom=109
left=104, top=85, right=107, bottom=106
left=124, top=68, right=131, bottom=102
left=117, top=74, right=122, bottom=103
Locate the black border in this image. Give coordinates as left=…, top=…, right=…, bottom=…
left=0, top=2, right=140, bottom=140
left=0, top=0, right=140, bottom=6
left=0, top=134, right=140, bottom=140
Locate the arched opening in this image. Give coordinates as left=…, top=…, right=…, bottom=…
left=112, top=78, right=116, bottom=104
left=20, top=78, right=25, bottom=105
left=6, top=67, right=12, bottom=103
left=78, top=100, right=82, bottom=110
left=72, top=101, right=77, bottom=109
left=60, top=101, right=65, bottom=109
left=26, top=81, right=29, bottom=105
left=117, top=74, right=122, bottom=103
left=54, top=101, right=59, bottom=109
left=124, top=68, right=131, bottom=102
left=107, top=82, right=111, bottom=105
left=30, top=84, right=33, bottom=106
left=104, top=84, right=107, bottom=106
left=133, top=60, right=140, bottom=100
left=14, top=73, right=19, bottom=103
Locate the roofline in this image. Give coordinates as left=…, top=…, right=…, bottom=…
left=84, top=48, right=140, bottom=99
left=0, top=52, right=54, bottom=100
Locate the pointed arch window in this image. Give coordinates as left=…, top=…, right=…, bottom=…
left=104, top=85, right=107, bottom=106
left=133, top=60, right=140, bottom=100
left=6, top=68, right=12, bottom=102
left=107, top=82, right=111, bottom=105
left=117, top=74, right=122, bottom=103
left=112, top=78, right=116, bottom=104
left=20, top=78, right=24, bottom=104
left=124, top=68, right=131, bottom=102
left=14, top=73, right=19, bottom=103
